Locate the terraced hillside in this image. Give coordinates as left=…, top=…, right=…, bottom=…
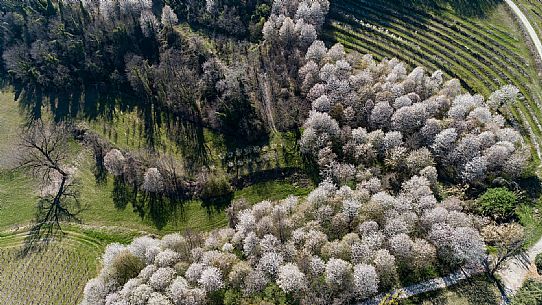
left=325, top=0, right=542, bottom=163
left=0, top=228, right=131, bottom=305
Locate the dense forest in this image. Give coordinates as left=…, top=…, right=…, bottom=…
left=0, top=0, right=326, bottom=146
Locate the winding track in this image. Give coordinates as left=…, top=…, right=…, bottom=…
left=498, top=237, right=542, bottom=295
left=360, top=267, right=485, bottom=305
left=505, top=0, right=542, bottom=63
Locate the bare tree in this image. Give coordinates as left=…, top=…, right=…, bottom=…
left=17, top=119, right=81, bottom=247
left=481, top=223, right=526, bottom=302
left=482, top=223, right=526, bottom=277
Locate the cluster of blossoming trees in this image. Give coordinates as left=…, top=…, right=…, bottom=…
left=97, top=0, right=177, bottom=36
left=299, top=42, right=528, bottom=187
left=263, top=0, right=329, bottom=50
left=104, top=149, right=169, bottom=199
left=83, top=177, right=487, bottom=305
left=82, top=0, right=531, bottom=304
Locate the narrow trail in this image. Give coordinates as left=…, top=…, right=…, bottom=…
left=359, top=267, right=485, bottom=305
left=505, top=0, right=542, bottom=65
left=1, top=222, right=154, bottom=243
left=258, top=72, right=278, bottom=133
left=498, top=237, right=542, bottom=294
left=360, top=234, right=542, bottom=305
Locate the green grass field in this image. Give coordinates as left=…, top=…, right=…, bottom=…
left=325, top=0, right=542, bottom=164
left=0, top=91, right=313, bottom=235
left=516, top=0, right=542, bottom=41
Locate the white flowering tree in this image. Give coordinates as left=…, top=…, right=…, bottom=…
left=197, top=266, right=224, bottom=292
left=353, top=264, right=379, bottom=299
left=277, top=263, right=307, bottom=294
left=143, top=168, right=165, bottom=194
left=104, top=149, right=126, bottom=177
left=161, top=5, right=178, bottom=28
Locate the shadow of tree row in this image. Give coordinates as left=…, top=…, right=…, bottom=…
left=110, top=175, right=236, bottom=231
left=378, top=0, right=503, bottom=18
left=13, top=80, right=212, bottom=170
left=107, top=167, right=314, bottom=230
left=328, top=0, right=504, bottom=37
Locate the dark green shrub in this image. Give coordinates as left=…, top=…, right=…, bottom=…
left=478, top=187, right=518, bottom=221
left=262, top=284, right=291, bottom=305
left=512, top=279, right=542, bottom=305
left=208, top=289, right=226, bottom=305
left=200, top=173, right=234, bottom=211
left=224, top=289, right=242, bottom=305
left=110, top=250, right=145, bottom=286
left=200, top=173, right=233, bottom=200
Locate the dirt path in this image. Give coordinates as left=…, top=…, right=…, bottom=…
left=258, top=72, right=278, bottom=133
left=498, top=237, right=542, bottom=294
left=359, top=267, right=485, bottom=305
left=361, top=233, right=542, bottom=305
left=361, top=236, right=542, bottom=304
left=3, top=222, right=154, bottom=241
left=505, top=0, right=542, bottom=63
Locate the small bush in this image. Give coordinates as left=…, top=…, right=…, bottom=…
left=110, top=250, right=145, bottom=286
left=200, top=173, right=233, bottom=200
left=512, top=279, right=542, bottom=305
left=223, top=289, right=242, bottom=305
left=478, top=188, right=518, bottom=221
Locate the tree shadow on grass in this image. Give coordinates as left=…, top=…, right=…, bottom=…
left=452, top=276, right=501, bottom=305
left=148, top=196, right=171, bottom=230
left=165, top=114, right=210, bottom=172
left=109, top=178, right=234, bottom=231
left=201, top=192, right=235, bottom=216
left=517, top=175, right=542, bottom=199
left=112, top=178, right=131, bottom=210
left=13, top=83, right=122, bottom=123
